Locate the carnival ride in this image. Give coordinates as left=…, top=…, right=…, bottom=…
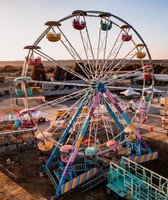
left=13, top=10, right=163, bottom=199
left=0, top=108, right=38, bottom=147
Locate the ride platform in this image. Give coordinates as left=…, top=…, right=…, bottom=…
left=107, top=156, right=168, bottom=200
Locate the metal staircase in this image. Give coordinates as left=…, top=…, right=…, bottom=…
left=107, top=157, right=168, bottom=200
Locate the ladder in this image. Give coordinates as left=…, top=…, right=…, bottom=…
left=46, top=167, right=58, bottom=190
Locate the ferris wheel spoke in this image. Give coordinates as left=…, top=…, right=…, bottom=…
left=105, top=46, right=137, bottom=78
left=22, top=59, right=28, bottom=78
left=95, top=26, right=103, bottom=78
left=22, top=50, right=35, bottom=78
left=78, top=31, right=96, bottom=80
left=106, top=67, right=143, bottom=86
left=33, top=26, right=52, bottom=46
left=96, top=22, right=112, bottom=80
left=100, top=29, right=127, bottom=76
left=29, top=79, right=89, bottom=87
left=103, top=45, right=135, bottom=80
left=99, top=31, right=123, bottom=79
left=101, top=111, right=112, bottom=141
left=45, top=92, right=91, bottom=133
left=56, top=27, right=93, bottom=80
left=33, top=87, right=89, bottom=111
left=101, top=28, right=145, bottom=79
left=77, top=20, right=98, bottom=79
left=34, top=49, right=90, bottom=83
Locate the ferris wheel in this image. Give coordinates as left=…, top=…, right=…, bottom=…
left=18, top=10, right=154, bottom=198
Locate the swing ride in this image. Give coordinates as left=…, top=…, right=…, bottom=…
left=11, top=10, right=166, bottom=199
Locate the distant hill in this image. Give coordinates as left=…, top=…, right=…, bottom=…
left=0, top=59, right=168, bottom=68
left=0, top=61, right=24, bottom=67
left=0, top=60, right=77, bottom=67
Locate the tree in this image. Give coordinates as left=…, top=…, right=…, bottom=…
left=51, top=66, right=66, bottom=81
left=0, top=75, right=5, bottom=83
left=30, top=63, right=47, bottom=81
left=45, top=66, right=54, bottom=74
left=74, top=62, right=88, bottom=79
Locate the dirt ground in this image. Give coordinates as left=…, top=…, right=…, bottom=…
left=0, top=97, right=168, bottom=200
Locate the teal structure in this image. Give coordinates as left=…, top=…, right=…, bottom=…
left=107, top=157, right=168, bottom=200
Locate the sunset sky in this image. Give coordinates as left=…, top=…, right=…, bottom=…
left=0, top=0, right=168, bottom=61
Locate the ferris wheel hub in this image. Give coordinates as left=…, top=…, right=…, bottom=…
left=91, top=82, right=106, bottom=93
left=98, top=82, right=106, bottom=92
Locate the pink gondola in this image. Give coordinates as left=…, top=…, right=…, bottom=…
left=143, top=73, right=153, bottom=80
left=106, top=139, right=118, bottom=147
left=22, top=119, right=36, bottom=128
left=60, top=144, right=74, bottom=163
left=121, top=34, right=132, bottom=42
left=29, top=57, right=41, bottom=66
left=72, top=19, right=86, bottom=30
left=106, top=140, right=119, bottom=156
left=60, top=144, right=73, bottom=152
left=143, top=65, right=152, bottom=78
left=60, top=154, right=69, bottom=163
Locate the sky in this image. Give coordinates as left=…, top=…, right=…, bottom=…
left=0, top=0, right=168, bottom=61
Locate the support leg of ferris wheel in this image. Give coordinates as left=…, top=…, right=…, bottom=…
left=105, top=89, right=152, bottom=153
left=55, top=92, right=101, bottom=198
left=42, top=91, right=90, bottom=175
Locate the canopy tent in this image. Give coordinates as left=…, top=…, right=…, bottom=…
left=153, top=87, right=163, bottom=93
left=145, top=85, right=163, bottom=93
left=19, top=108, right=47, bottom=119
left=19, top=108, right=36, bottom=115
left=120, top=87, right=140, bottom=96
left=31, top=110, right=48, bottom=118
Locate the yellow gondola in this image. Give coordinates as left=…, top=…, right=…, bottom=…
left=46, top=33, right=61, bottom=42
left=136, top=52, right=146, bottom=59
left=38, top=141, right=53, bottom=152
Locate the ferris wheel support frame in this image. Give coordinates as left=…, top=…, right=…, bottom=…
left=55, top=91, right=101, bottom=197
left=42, top=91, right=90, bottom=174
left=105, top=89, right=152, bottom=153
left=40, top=82, right=153, bottom=198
